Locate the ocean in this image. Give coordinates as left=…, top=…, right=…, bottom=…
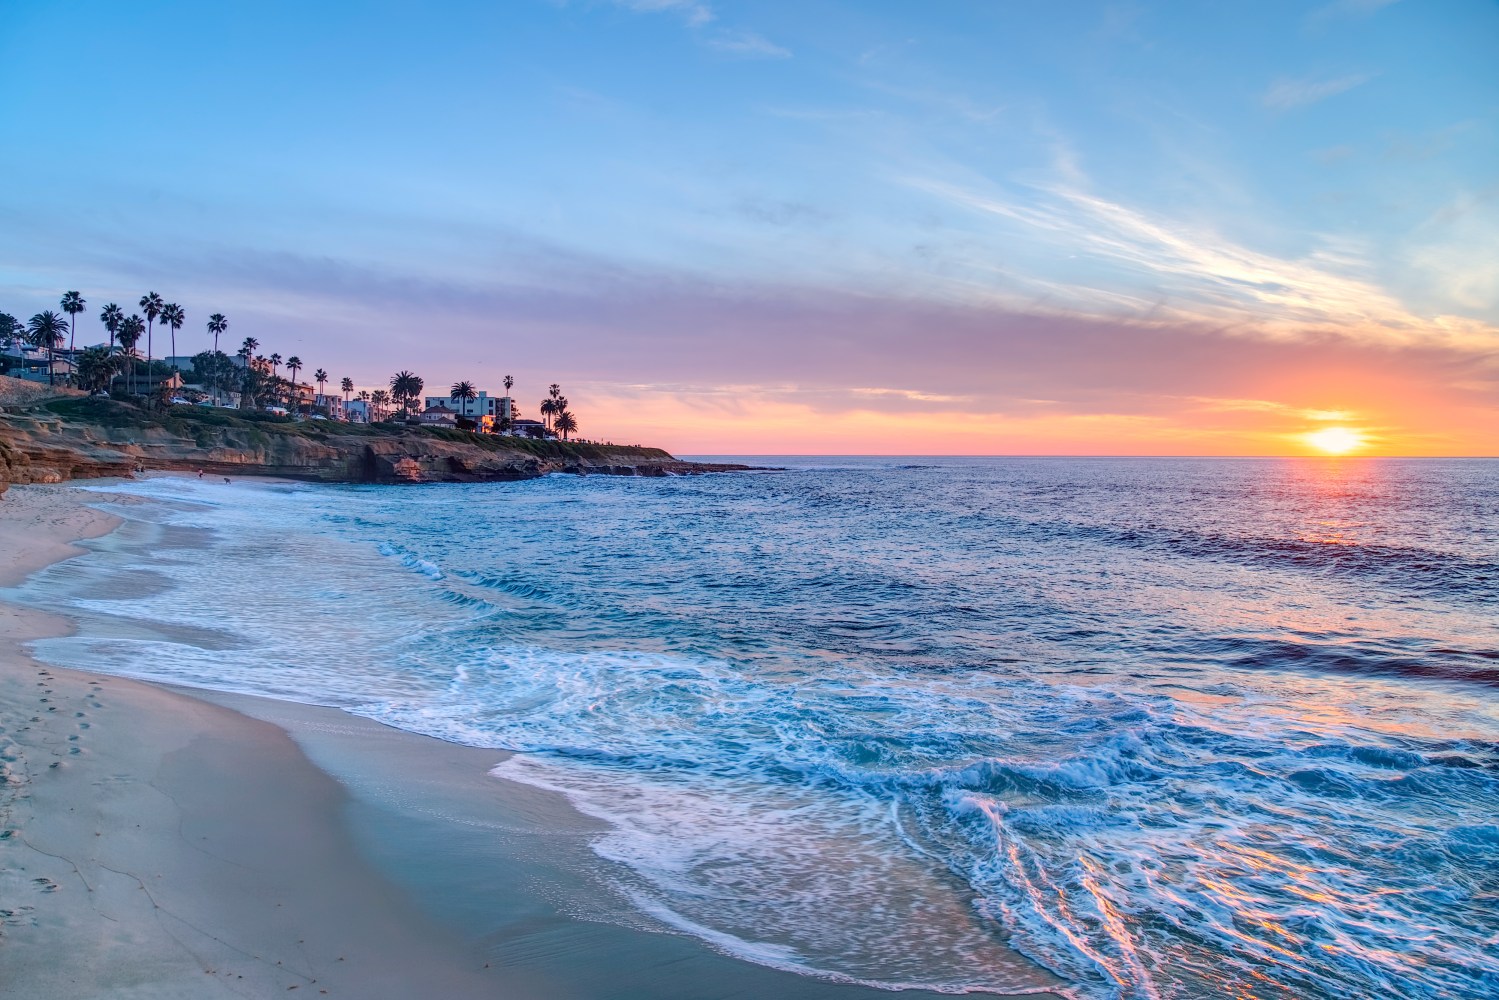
left=14, top=458, right=1498, bottom=999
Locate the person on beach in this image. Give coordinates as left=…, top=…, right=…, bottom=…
left=197, top=469, right=204, bottom=479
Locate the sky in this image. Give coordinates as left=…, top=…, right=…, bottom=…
left=2, top=0, right=1496, bottom=455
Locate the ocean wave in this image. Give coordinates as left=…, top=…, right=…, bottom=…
left=32, top=463, right=1499, bottom=1000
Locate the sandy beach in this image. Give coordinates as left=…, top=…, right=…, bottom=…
left=0, top=480, right=1063, bottom=1000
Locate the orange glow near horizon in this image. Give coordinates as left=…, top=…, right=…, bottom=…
left=573, top=387, right=1497, bottom=457
left=1302, top=427, right=1367, bottom=456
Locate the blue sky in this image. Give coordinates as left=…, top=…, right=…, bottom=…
left=3, top=1, right=1496, bottom=452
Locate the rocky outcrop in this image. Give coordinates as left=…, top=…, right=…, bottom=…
left=0, top=398, right=752, bottom=492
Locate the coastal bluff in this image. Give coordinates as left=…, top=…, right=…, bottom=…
left=0, top=390, right=749, bottom=490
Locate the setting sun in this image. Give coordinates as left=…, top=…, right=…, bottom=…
left=1304, top=427, right=1366, bottom=455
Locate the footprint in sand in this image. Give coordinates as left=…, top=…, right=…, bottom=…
left=32, top=878, right=58, bottom=893
left=78, top=723, right=90, bottom=730
left=1, top=905, right=36, bottom=924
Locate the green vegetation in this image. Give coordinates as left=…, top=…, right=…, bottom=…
left=15, top=286, right=600, bottom=446
left=40, top=396, right=669, bottom=460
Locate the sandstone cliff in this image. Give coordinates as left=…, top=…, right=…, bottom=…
left=0, top=394, right=749, bottom=491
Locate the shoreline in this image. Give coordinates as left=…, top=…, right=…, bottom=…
left=0, top=481, right=1065, bottom=999
left=0, top=383, right=760, bottom=491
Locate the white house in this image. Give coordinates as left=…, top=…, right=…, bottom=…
left=419, top=404, right=458, bottom=426
left=422, top=391, right=512, bottom=422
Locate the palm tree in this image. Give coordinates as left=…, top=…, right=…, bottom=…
left=553, top=409, right=578, bottom=441
left=341, top=377, right=353, bottom=404
left=60, top=291, right=86, bottom=359
left=285, top=357, right=303, bottom=412
left=269, top=352, right=282, bottom=379
left=503, top=374, right=514, bottom=394
left=235, top=340, right=257, bottom=406
left=314, top=368, right=328, bottom=399
left=370, top=389, right=388, bottom=420
left=389, top=371, right=423, bottom=414
left=117, top=315, right=145, bottom=386
left=0, top=312, right=19, bottom=349
left=450, top=380, right=477, bottom=409
left=74, top=346, right=120, bottom=393
left=99, top=303, right=123, bottom=351
left=26, top=311, right=70, bottom=385
left=543, top=383, right=564, bottom=430
left=208, top=313, right=228, bottom=353
left=160, top=303, right=185, bottom=370
left=139, top=292, right=163, bottom=369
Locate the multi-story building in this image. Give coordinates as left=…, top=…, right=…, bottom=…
left=422, top=391, right=512, bottom=423
left=315, top=393, right=346, bottom=420
left=1, top=343, right=73, bottom=383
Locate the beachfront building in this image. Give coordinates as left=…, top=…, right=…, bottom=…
left=345, top=399, right=370, bottom=423
left=315, top=393, right=346, bottom=421
left=111, top=372, right=186, bottom=396
left=422, top=391, right=512, bottom=423
left=509, top=418, right=552, bottom=439
left=419, top=404, right=458, bottom=426
left=1, top=343, right=74, bottom=383
left=289, top=383, right=316, bottom=414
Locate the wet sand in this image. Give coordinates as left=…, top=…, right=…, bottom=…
left=0, top=480, right=1065, bottom=999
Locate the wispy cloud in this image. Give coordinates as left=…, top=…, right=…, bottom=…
left=1185, top=397, right=1356, bottom=421
left=612, top=0, right=713, bottom=28
left=1262, top=73, right=1372, bottom=110
left=607, top=0, right=789, bottom=58
left=849, top=386, right=972, bottom=404
left=904, top=174, right=1499, bottom=351
left=1306, top=0, right=1400, bottom=29
left=707, top=30, right=791, bottom=59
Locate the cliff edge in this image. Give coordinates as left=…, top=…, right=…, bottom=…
left=0, top=392, right=750, bottom=491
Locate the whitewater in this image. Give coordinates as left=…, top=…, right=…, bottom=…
left=13, top=457, right=1498, bottom=999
